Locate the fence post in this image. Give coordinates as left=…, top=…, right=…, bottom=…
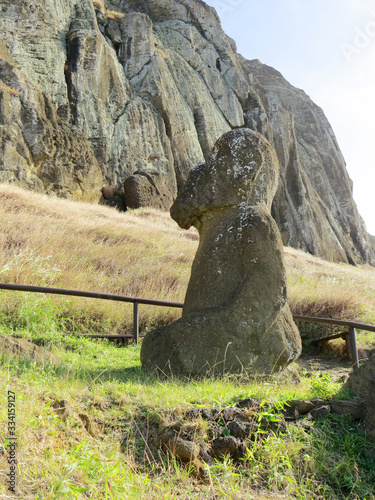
left=133, top=301, right=139, bottom=345
left=347, top=326, right=359, bottom=370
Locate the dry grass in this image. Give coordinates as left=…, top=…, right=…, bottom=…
left=92, top=0, right=124, bottom=21
left=0, top=184, right=197, bottom=334
left=92, top=0, right=105, bottom=11
left=285, top=246, right=375, bottom=324
left=0, top=183, right=374, bottom=340
left=105, top=10, right=125, bottom=21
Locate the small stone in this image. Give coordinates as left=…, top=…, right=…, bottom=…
left=288, top=400, right=316, bottom=415
left=154, top=430, right=200, bottom=461
left=79, top=413, right=101, bottom=438
left=282, top=405, right=299, bottom=421
left=211, top=436, right=240, bottom=459
left=310, top=397, right=326, bottom=406
left=236, top=398, right=261, bottom=412
left=207, top=421, right=222, bottom=440
left=222, top=407, right=236, bottom=422
left=200, top=408, right=216, bottom=420
left=167, top=437, right=200, bottom=461
left=227, top=420, right=257, bottom=439
left=310, top=405, right=331, bottom=419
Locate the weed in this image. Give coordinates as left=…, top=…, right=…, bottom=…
left=309, top=373, right=341, bottom=400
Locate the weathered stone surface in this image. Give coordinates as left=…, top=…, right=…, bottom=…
left=345, top=355, right=375, bottom=439
left=1, top=0, right=374, bottom=264
left=0, top=44, right=103, bottom=201
left=244, top=60, right=375, bottom=265
left=236, top=399, right=261, bottom=412
left=211, top=436, right=241, bottom=459
left=227, top=420, right=257, bottom=439
left=79, top=413, right=101, bottom=438
left=141, top=129, right=301, bottom=376
left=329, top=401, right=363, bottom=421
left=310, top=405, right=331, bottom=420
left=282, top=405, right=300, bottom=421
left=287, top=400, right=316, bottom=415
left=154, top=430, right=200, bottom=461
left=124, top=171, right=174, bottom=210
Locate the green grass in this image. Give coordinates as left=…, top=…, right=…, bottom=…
left=1, top=322, right=375, bottom=499
left=1, top=184, right=375, bottom=498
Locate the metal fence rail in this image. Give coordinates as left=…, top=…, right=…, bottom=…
left=0, top=283, right=183, bottom=345
left=1, top=283, right=374, bottom=369
left=293, top=315, right=375, bottom=369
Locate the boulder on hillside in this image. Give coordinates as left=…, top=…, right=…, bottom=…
left=124, top=171, right=174, bottom=210
left=100, top=185, right=126, bottom=211
left=345, top=354, right=375, bottom=439
left=141, top=128, right=302, bottom=377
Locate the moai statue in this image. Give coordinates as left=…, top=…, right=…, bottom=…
left=141, top=128, right=301, bottom=376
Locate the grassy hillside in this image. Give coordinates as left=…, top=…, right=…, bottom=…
left=0, top=184, right=375, bottom=339
left=1, top=184, right=375, bottom=499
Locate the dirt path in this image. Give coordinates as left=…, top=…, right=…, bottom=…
left=296, top=352, right=352, bottom=381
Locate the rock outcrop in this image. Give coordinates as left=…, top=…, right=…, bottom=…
left=345, top=354, right=375, bottom=440
left=0, top=0, right=374, bottom=264
left=0, top=40, right=102, bottom=202
left=141, top=129, right=302, bottom=377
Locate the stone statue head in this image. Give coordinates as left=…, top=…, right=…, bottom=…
left=171, top=128, right=280, bottom=229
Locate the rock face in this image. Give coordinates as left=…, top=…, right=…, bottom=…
left=0, top=41, right=102, bottom=202
left=0, top=0, right=374, bottom=264
left=140, top=129, right=302, bottom=377
left=345, top=354, right=375, bottom=439
left=124, top=171, right=174, bottom=210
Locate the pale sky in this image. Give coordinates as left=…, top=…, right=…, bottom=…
left=206, top=0, right=375, bottom=235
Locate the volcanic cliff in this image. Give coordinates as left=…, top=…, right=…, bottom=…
left=0, top=0, right=374, bottom=264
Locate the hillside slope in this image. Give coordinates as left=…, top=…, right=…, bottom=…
left=0, top=0, right=374, bottom=265
left=0, top=184, right=374, bottom=335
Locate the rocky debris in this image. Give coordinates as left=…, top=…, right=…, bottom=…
left=345, top=354, right=375, bottom=439
left=154, top=430, right=200, bottom=461
left=79, top=413, right=102, bottom=438
left=227, top=420, right=257, bottom=439
left=236, top=398, right=261, bottom=412
left=310, top=405, right=331, bottom=420
left=211, top=436, right=242, bottom=459
left=131, top=397, right=365, bottom=467
left=282, top=405, right=300, bottom=421
left=141, top=129, right=301, bottom=377
left=287, top=400, right=316, bottom=415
